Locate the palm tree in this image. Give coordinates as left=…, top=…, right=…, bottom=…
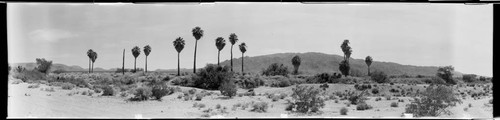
left=173, top=37, right=185, bottom=76
left=86, top=49, right=94, bottom=73
left=291, top=55, right=301, bottom=75
left=215, top=37, right=226, bottom=66
left=365, top=56, right=373, bottom=76
left=131, top=46, right=141, bottom=73
left=91, top=51, right=97, bottom=73
left=192, top=27, right=204, bottom=73
left=339, top=39, right=352, bottom=77
left=143, top=45, right=151, bottom=73
left=239, top=42, right=247, bottom=74
left=229, top=33, right=238, bottom=72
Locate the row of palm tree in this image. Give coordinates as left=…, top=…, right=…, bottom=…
left=87, top=26, right=248, bottom=76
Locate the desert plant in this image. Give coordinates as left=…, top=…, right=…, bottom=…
left=405, top=85, right=462, bottom=117
left=371, top=88, right=379, bottom=95
left=391, top=102, right=399, bottom=107
left=215, top=37, right=226, bottom=65
left=35, top=58, right=52, bottom=75
left=61, top=83, right=75, bottom=90
left=143, top=45, right=151, bottom=73
left=288, top=85, right=325, bottom=113
left=365, top=56, right=373, bottom=76
left=188, top=88, right=197, bottom=95
left=194, top=64, right=233, bottom=90
left=219, top=80, right=237, bottom=98
left=216, top=104, right=221, bottom=109
left=339, top=39, right=352, bottom=77
left=195, top=93, right=204, bottom=101
left=291, top=55, right=301, bottom=75
left=229, top=33, right=238, bottom=72
left=133, top=86, right=152, bottom=101
left=251, top=102, right=269, bottom=113
left=340, top=107, right=348, bottom=115
left=462, top=74, right=477, bottom=83
left=436, top=66, right=456, bottom=85
left=262, top=63, right=289, bottom=76
left=239, top=42, right=247, bottom=74
left=192, top=26, right=204, bottom=73
left=87, top=49, right=94, bottom=73
left=371, top=71, right=389, bottom=83
left=151, top=84, right=173, bottom=100
left=131, top=46, right=141, bottom=73
left=102, top=85, right=115, bottom=96
left=356, top=102, right=373, bottom=110
left=28, top=84, right=40, bottom=89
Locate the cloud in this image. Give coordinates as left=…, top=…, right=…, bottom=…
left=28, top=28, right=77, bottom=42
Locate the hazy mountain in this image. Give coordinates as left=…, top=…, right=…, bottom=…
left=219, top=52, right=463, bottom=77
left=9, top=63, right=112, bottom=72
left=9, top=52, right=464, bottom=77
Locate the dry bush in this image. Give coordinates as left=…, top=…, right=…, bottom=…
left=61, top=83, right=75, bottom=90
left=251, top=102, right=269, bottom=113
left=340, top=107, right=348, bottom=115
left=287, top=85, right=325, bottom=113
left=405, top=85, right=461, bottom=117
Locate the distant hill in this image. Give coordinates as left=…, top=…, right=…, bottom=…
left=9, top=52, right=464, bottom=77
left=9, top=63, right=111, bottom=72
left=219, top=52, right=463, bottom=77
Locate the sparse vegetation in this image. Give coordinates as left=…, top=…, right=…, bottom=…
left=251, top=102, right=269, bottom=113
left=340, top=107, right=348, bottom=115
left=262, top=63, right=289, bottom=76
left=405, top=85, right=462, bottom=117
left=287, top=85, right=325, bottom=113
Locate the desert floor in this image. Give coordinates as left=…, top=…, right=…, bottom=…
left=8, top=79, right=492, bottom=119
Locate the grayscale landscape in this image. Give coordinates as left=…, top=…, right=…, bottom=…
left=7, top=3, right=493, bottom=119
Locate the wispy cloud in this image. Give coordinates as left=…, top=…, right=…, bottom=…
left=28, top=28, right=77, bottom=42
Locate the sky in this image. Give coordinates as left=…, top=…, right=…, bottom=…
left=7, top=3, right=492, bottom=77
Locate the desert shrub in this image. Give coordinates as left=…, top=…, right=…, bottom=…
left=320, top=83, right=329, bottom=90
left=237, top=75, right=265, bottom=89
left=151, top=84, right=174, bottom=100
left=251, top=102, right=269, bottom=113
left=354, top=84, right=372, bottom=91
left=350, top=69, right=364, bottom=77
left=371, top=88, right=379, bottom=94
left=13, top=70, right=47, bottom=82
left=28, top=84, right=40, bottom=89
left=405, top=85, right=461, bottom=117
left=262, top=63, right=289, bottom=76
left=287, top=85, right=325, bottom=113
left=133, top=86, right=153, bottom=101
left=375, top=97, right=382, bottom=101
left=188, top=88, right=197, bottom=95
left=340, top=107, right=348, bottom=115
left=356, top=102, right=373, bottom=110
left=422, top=77, right=447, bottom=85
left=101, top=85, right=115, bottom=96
left=194, top=64, right=234, bottom=90
left=61, top=83, right=76, bottom=90
left=219, top=79, right=237, bottom=98
left=271, top=95, right=280, bottom=102
left=347, top=91, right=368, bottom=105
left=391, top=102, right=398, bottom=107
left=14, top=66, right=26, bottom=73
left=307, top=73, right=342, bottom=83
left=436, top=66, right=456, bottom=85
left=371, top=71, right=389, bottom=83
left=216, top=104, right=221, bottom=109
left=52, top=69, right=66, bottom=74
left=462, top=74, right=477, bottom=83
left=171, top=76, right=195, bottom=87
left=195, top=93, right=204, bottom=101
left=35, top=58, right=52, bottom=74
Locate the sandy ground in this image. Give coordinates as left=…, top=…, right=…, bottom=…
left=8, top=79, right=493, bottom=119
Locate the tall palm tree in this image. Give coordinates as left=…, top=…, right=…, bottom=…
left=215, top=37, right=226, bottom=66
left=239, top=42, right=247, bottom=74
left=91, top=51, right=97, bottom=73
left=229, top=33, right=238, bottom=72
left=143, top=45, right=152, bottom=73
left=192, top=26, right=204, bottom=73
left=173, top=37, right=185, bottom=76
left=131, top=46, right=141, bottom=73
left=365, top=56, right=373, bottom=76
left=339, top=39, right=352, bottom=77
left=86, top=49, right=94, bottom=73
left=291, top=55, right=301, bottom=75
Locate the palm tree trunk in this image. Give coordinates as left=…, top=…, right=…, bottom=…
left=145, top=56, right=148, bottom=73
left=368, top=66, right=370, bottom=76
left=89, top=58, right=91, bottom=73
left=91, top=62, right=94, bottom=73
left=230, top=45, right=233, bottom=72
left=122, top=49, right=125, bottom=75
left=241, top=52, right=244, bottom=74
left=218, top=51, right=220, bottom=66
left=134, top=58, right=137, bottom=73
left=177, top=52, right=180, bottom=76
left=193, top=40, right=198, bottom=73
